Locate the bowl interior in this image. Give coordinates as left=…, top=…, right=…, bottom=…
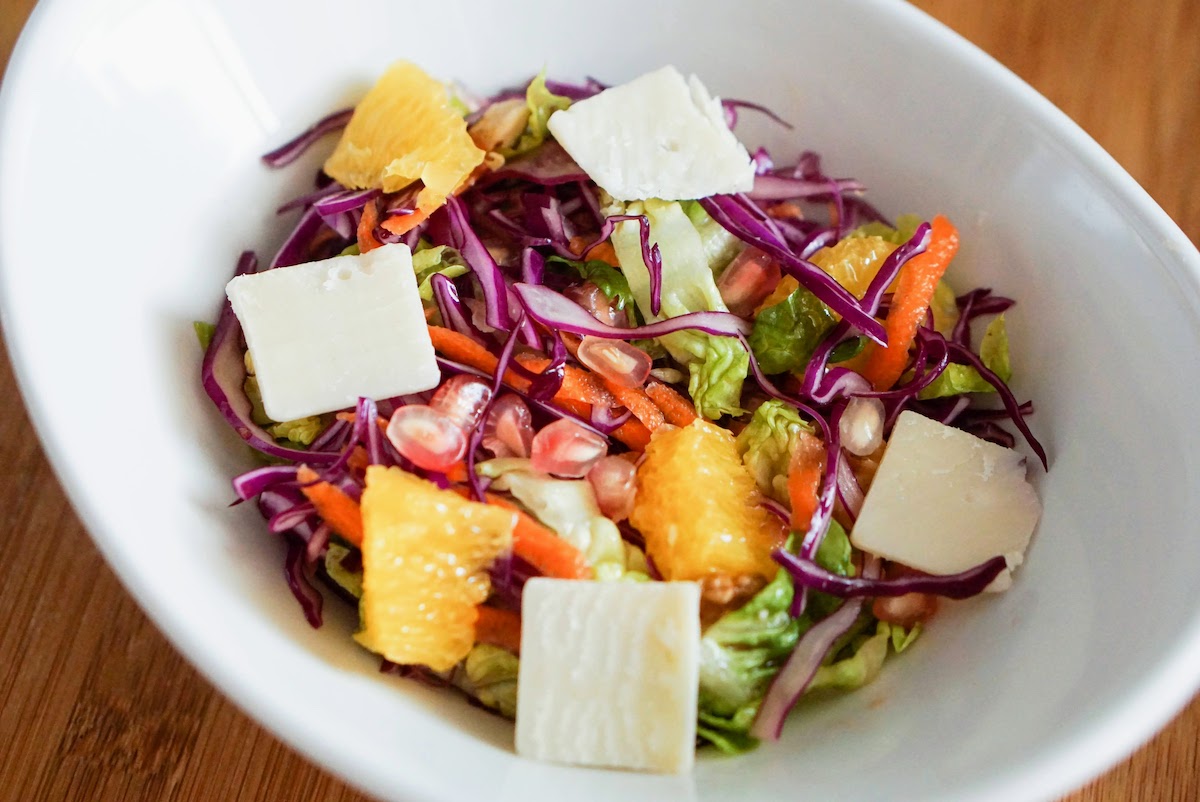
left=3, top=0, right=1200, bottom=800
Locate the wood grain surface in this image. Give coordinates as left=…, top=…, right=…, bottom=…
left=1, top=1, right=1197, bottom=800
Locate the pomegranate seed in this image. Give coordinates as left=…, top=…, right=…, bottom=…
left=385, top=405, right=467, bottom=472
left=586, top=455, right=638, bottom=521
left=481, top=394, right=534, bottom=458
left=430, top=375, right=493, bottom=432
left=530, top=418, right=608, bottom=477
left=717, top=247, right=782, bottom=316
left=576, top=336, right=652, bottom=388
left=840, top=396, right=884, bottom=456
left=564, top=281, right=621, bottom=326
left=872, top=593, right=939, bottom=627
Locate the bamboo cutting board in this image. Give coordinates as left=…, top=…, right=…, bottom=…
left=0, top=1, right=1196, bottom=799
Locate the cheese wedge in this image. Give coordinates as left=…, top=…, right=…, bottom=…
left=850, top=411, right=1041, bottom=589
left=546, top=66, right=753, bottom=201
left=515, top=579, right=701, bottom=773
left=225, top=243, right=438, bottom=420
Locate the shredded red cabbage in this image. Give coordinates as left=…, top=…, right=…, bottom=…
left=514, top=282, right=750, bottom=339
left=775, top=551, right=1008, bottom=599
left=261, top=108, right=352, bottom=169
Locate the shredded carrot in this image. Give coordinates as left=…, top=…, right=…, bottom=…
left=568, top=235, right=620, bottom=267
left=858, top=215, right=960, bottom=390
left=611, top=418, right=652, bottom=451
left=787, top=431, right=825, bottom=531
left=459, top=491, right=593, bottom=580
left=767, top=201, right=804, bottom=221
left=645, top=382, right=698, bottom=427
left=379, top=207, right=432, bottom=238
left=426, top=325, right=650, bottom=450
left=444, top=461, right=469, bottom=484
left=605, top=381, right=665, bottom=431
left=296, top=465, right=364, bottom=547
left=514, top=353, right=616, bottom=408
left=346, top=445, right=370, bottom=476
left=356, top=198, right=384, bottom=253
left=473, top=606, right=523, bottom=654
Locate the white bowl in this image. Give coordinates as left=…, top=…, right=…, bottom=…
left=3, top=1, right=1199, bottom=800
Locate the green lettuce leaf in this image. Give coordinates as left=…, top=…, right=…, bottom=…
left=193, top=320, right=216, bottom=350
left=324, top=543, right=363, bottom=598
left=459, top=644, right=519, bottom=718
left=808, top=620, right=892, bottom=692
left=807, top=520, right=856, bottom=620
left=735, top=400, right=811, bottom=502
left=918, top=315, right=1011, bottom=399
left=891, top=623, right=922, bottom=653
left=267, top=416, right=324, bottom=446
left=682, top=200, right=743, bottom=275
left=748, top=284, right=837, bottom=375
left=545, top=255, right=636, bottom=312
left=412, top=245, right=469, bottom=302
left=488, top=464, right=643, bottom=580
left=848, top=213, right=923, bottom=245
left=609, top=198, right=749, bottom=418
left=697, top=560, right=804, bottom=753
left=687, top=336, right=750, bottom=419
left=501, top=70, right=571, bottom=159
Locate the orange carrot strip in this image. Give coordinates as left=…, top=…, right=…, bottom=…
left=356, top=198, right=384, bottom=253
left=611, top=418, right=652, bottom=451
left=645, top=382, right=699, bottom=427
left=445, top=461, right=469, bottom=484
left=379, top=207, right=432, bottom=238
left=787, top=431, right=825, bottom=531
left=482, top=494, right=593, bottom=580
left=296, top=465, right=364, bottom=547
left=346, top=446, right=370, bottom=476
left=474, top=606, right=523, bottom=654
left=568, top=236, right=620, bottom=266
left=426, top=325, right=529, bottom=390
left=604, top=381, right=665, bottom=431
left=515, top=353, right=616, bottom=408
left=858, top=215, right=960, bottom=390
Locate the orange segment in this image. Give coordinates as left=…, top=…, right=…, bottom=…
left=354, top=466, right=515, bottom=672
left=809, top=236, right=898, bottom=299
left=324, top=61, right=485, bottom=213
left=629, top=420, right=785, bottom=582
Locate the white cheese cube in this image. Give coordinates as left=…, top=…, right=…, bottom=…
left=850, top=411, right=1041, bottom=588
left=516, top=579, right=700, bottom=773
left=225, top=243, right=439, bottom=421
left=546, top=66, right=754, bottom=201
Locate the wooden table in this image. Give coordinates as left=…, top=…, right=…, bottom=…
left=1, top=1, right=1196, bottom=799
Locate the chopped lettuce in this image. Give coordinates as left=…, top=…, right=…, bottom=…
left=748, top=283, right=837, bottom=375
left=892, top=623, right=922, bottom=653
left=501, top=70, right=571, bottom=158
left=931, top=279, right=960, bottom=336
left=458, top=644, right=519, bottom=718
left=545, top=255, right=636, bottom=312
left=697, top=562, right=803, bottom=752
left=807, top=520, right=856, bottom=619
left=324, top=543, right=363, bottom=599
left=609, top=198, right=749, bottom=418
left=487, top=463, right=642, bottom=580
left=412, top=244, right=469, bottom=302
left=808, top=620, right=891, bottom=692
left=688, top=336, right=750, bottom=420
left=736, top=400, right=811, bottom=502
left=267, top=416, right=324, bottom=446
left=848, top=213, right=923, bottom=245
left=682, top=200, right=743, bottom=275
left=918, top=315, right=1011, bottom=399
left=193, top=320, right=216, bottom=350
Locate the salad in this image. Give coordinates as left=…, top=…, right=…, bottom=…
left=200, top=62, right=1046, bottom=773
